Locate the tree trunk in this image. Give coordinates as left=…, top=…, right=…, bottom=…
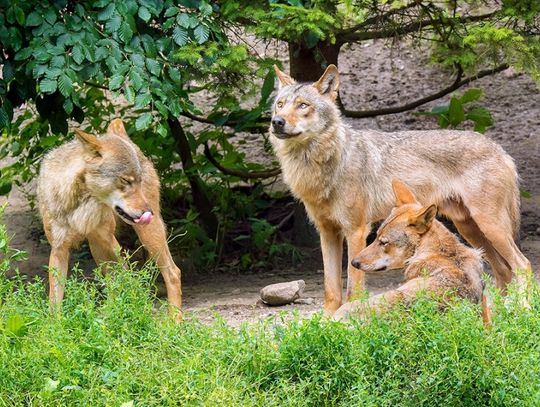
left=288, top=40, right=341, bottom=82
left=168, top=118, right=218, bottom=238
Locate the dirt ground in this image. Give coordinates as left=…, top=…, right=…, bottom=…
left=2, top=40, right=539, bottom=326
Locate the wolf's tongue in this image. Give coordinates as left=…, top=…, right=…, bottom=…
left=134, top=211, right=153, bottom=225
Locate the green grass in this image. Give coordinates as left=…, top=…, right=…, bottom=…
left=1, top=214, right=540, bottom=406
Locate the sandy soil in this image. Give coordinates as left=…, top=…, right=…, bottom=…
left=2, top=40, right=539, bottom=326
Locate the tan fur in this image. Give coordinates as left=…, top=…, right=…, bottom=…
left=37, top=119, right=182, bottom=321
left=270, top=64, right=532, bottom=314
left=333, top=180, right=492, bottom=327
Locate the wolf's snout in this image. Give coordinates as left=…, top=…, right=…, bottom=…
left=351, top=258, right=362, bottom=269
left=272, top=116, right=286, bottom=131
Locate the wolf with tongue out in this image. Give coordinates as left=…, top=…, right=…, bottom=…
left=37, top=119, right=182, bottom=321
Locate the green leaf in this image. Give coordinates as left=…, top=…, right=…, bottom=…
left=14, top=6, right=25, bottom=25
left=131, top=53, right=145, bottom=68
left=521, top=190, right=531, bottom=198
left=129, top=69, right=144, bottom=91
left=459, top=88, right=483, bottom=104
left=138, top=6, right=151, bottom=22
left=164, top=6, right=178, bottom=17
left=43, top=8, right=57, bottom=25
left=44, top=378, right=60, bottom=393
left=194, top=24, right=209, bottom=44
left=0, top=181, right=12, bottom=195
left=199, top=2, right=213, bottom=16
left=0, top=108, right=9, bottom=129
left=14, top=47, right=32, bottom=61
left=2, top=62, right=14, bottom=82
left=155, top=100, right=169, bottom=118
left=135, top=92, right=152, bottom=108
left=106, top=14, right=122, bottom=32
left=135, top=112, right=152, bottom=130
left=5, top=314, right=28, bottom=337
left=58, top=74, right=73, bottom=97
left=98, top=3, right=115, bottom=21
left=431, top=105, right=449, bottom=114
left=145, top=58, right=161, bottom=76
left=176, top=13, right=191, bottom=28
left=109, top=75, right=124, bottom=90
left=63, top=98, right=73, bottom=114
left=467, top=107, right=493, bottom=133
left=259, top=69, right=275, bottom=106
left=72, top=45, right=84, bottom=64
left=173, top=26, right=188, bottom=46
left=118, top=22, right=134, bottom=43
left=168, top=67, right=182, bottom=83
left=26, top=11, right=43, bottom=27
left=50, top=55, right=65, bottom=68
left=124, top=85, right=135, bottom=104
left=39, top=77, right=57, bottom=94
left=141, top=35, right=157, bottom=57
left=447, top=97, right=465, bottom=127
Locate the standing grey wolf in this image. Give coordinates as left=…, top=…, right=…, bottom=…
left=270, top=64, right=531, bottom=314
left=333, top=180, right=492, bottom=327
left=37, top=119, right=182, bottom=320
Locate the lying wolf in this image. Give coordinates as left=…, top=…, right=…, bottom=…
left=333, top=180, right=492, bottom=326
left=37, top=119, right=182, bottom=320
left=270, top=64, right=531, bottom=313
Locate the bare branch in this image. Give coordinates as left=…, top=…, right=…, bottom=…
left=204, top=143, right=281, bottom=179
left=338, top=11, right=497, bottom=44
left=343, top=64, right=509, bottom=118
left=180, top=110, right=269, bottom=133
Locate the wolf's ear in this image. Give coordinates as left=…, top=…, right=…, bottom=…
left=409, top=204, right=437, bottom=234
left=313, top=65, right=339, bottom=100
left=392, top=180, right=418, bottom=206
left=273, top=64, right=295, bottom=88
left=107, top=118, right=129, bottom=139
left=74, top=128, right=101, bottom=157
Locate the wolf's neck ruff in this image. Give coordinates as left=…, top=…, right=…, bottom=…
left=272, top=121, right=348, bottom=202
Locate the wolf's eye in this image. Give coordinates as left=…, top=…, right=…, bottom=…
left=379, top=238, right=389, bottom=247
left=298, top=103, right=309, bottom=109
left=119, top=177, right=132, bottom=186
left=276, top=101, right=284, bottom=109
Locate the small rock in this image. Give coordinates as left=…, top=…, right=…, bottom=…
left=294, top=297, right=315, bottom=305
left=260, top=280, right=306, bottom=306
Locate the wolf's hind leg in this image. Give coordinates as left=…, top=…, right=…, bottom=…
left=134, top=217, right=182, bottom=321
left=452, top=218, right=512, bottom=290
left=467, top=209, right=532, bottom=303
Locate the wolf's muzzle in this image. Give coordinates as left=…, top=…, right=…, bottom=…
left=271, top=116, right=286, bottom=131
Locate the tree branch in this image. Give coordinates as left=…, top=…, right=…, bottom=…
left=337, top=11, right=497, bottom=44
left=180, top=110, right=270, bottom=133
left=343, top=64, right=509, bottom=118
left=204, top=143, right=281, bottom=180
left=338, top=0, right=423, bottom=39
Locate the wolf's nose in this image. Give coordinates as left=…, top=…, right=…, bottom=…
left=272, top=116, right=286, bottom=130
left=351, top=259, right=362, bottom=269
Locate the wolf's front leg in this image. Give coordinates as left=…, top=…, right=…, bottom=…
left=48, top=244, right=70, bottom=315
left=346, top=225, right=369, bottom=300
left=319, top=226, right=344, bottom=314
left=134, top=217, right=182, bottom=322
